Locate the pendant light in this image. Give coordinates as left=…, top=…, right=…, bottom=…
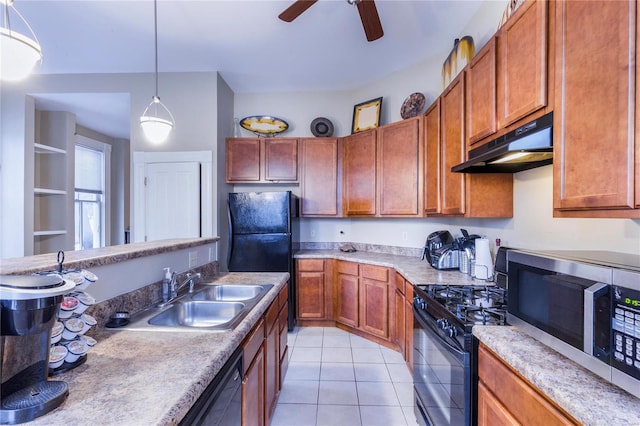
left=0, top=0, right=42, bottom=81
left=140, top=0, right=174, bottom=144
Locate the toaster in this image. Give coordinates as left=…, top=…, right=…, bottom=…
left=430, top=247, right=460, bottom=270
left=422, top=230, right=460, bottom=270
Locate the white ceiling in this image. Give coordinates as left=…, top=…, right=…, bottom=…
left=13, top=0, right=504, bottom=139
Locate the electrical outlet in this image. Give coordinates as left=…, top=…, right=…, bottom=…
left=208, top=247, right=215, bottom=262
left=402, top=231, right=408, bottom=241
left=310, top=229, right=316, bottom=238
left=189, top=251, right=197, bottom=268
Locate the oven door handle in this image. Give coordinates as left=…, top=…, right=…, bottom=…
left=414, top=305, right=466, bottom=357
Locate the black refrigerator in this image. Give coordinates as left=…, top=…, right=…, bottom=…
left=227, top=191, right=299, bottom=330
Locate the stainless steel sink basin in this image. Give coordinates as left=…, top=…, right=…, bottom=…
left=113, top=283, right=274, bottom=332
left=148, top=301, right=245, bottom=328
left=190, top=284, right=267, bottom=301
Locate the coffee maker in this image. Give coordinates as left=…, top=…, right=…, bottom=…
left=1, top=275, right=75, bottom=424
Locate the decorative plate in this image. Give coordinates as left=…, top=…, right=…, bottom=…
left=310, top=117, right=334, bottom=137
left=400, top=92, right=426, bottom=119
left=239, top=116, right=289, bottom=137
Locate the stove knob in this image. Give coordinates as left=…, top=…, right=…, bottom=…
left=446, top=327, right=458, bottom=338
left=437, top=319, right=448, bottom=329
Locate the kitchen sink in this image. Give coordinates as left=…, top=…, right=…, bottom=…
left=113, top=283, right=274, bottom=332
left=190, top=284, right=268, bottom=302
left=148, top=301, right=245, bottom=328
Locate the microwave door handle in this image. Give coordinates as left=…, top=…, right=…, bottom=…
left=584, top=282, right=609, bottom=355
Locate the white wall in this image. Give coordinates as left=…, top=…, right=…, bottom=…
left=0, top=72, right=219, bottom=259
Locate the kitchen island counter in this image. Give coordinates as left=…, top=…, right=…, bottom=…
left=474, top=325, right=640, bottom=426
left=25, top=272, right=288, bottom=426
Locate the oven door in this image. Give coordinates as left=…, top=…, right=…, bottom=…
left=413, top=305, right=471, bottom=426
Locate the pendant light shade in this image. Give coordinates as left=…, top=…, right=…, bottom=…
left=140, top=95, right=174, bottom=144
left=140, top=0, right=173, bottom=144
left=0, top=0, right=43, bottom=82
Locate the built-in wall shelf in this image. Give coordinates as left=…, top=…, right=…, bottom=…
left=34, top=188, right=67, bottom=195
left=34, top=143, right=67, bottom=155
left=34, top=230, right=67, bottom=236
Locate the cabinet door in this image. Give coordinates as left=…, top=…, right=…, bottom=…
left=554, top=0, right=636, bottom=212
left=377, top=117, right=423, bottom=216
left=424, top=101, right=441, bottom=215
left=394, top=288, right=405, bottom=355
left=440, top=73, right=466, bottom=215
left=497, top=0, right=548, bottom=127
left=242, top=345, right=265, bottom=426
left=265, top=138, right=298, bottom=182
left=478, top=382, right=520, bottom=426
left=227, top=138, right=261, bottom=182
left=404, top=285, right=414, bottom=370
left=359, top=265, right=389, bottom=339
left=466, top=37, right=497, bottom=146
left=335, top=263, right=359, bottom=328
left=297, top=269, right=326, bottom=320
left=300, top=138, right=339, bottom=216
left=343, top=130, right=377, bottom=216
left=265, top=312, right=279, bottom=424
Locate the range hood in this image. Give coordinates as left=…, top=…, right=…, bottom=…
left=452, top=112, right=554, bottom=173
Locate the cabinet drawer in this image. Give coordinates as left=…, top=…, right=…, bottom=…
left=278, top=283, right=289, bottom=310
left=360, top=264, right=388, bottom=282
left=337, top=261, right=359, bottom=276
left=243, top=318, right=265, bottom=375
left=297, top=259, right=324, bottom=272
left=265, top=300, right=279, bottom=333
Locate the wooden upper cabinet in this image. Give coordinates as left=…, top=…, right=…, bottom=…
left=343, top=130, right=377, bottom=216
left=440, top=72, right=466, bottom=216
left=226, top=138, right=261, bottom=182
left=299, top=138, right=340, bottom=216
left=377, top=117, right=424, bottom=217
left=497, top=0, right=548, bottom=128
left=554, top=0, right=638, bottom=216
left=466, top=37, right=497, bottom=146
left=265, top=138, right=298, bottom=181
left=226, top=138, right=297, bottom=183
left=424, top=101, right=441, bottom=215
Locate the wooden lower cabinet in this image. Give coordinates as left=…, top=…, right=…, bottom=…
left=242, top=285, right=290, bottom=426
left=404, top=284, right=414, bottom=371
left=296, top=259, right=333, bottom=324
left=359, top=268, right=389, bottom=339
left=242, top=319, right=265, bottom=426
left=477, top=343, right=578, bottom=426
left=335, top=261, right=360, bottom=328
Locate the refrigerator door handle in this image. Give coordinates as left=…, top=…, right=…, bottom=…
left=227, top=200, right=233, bottom=270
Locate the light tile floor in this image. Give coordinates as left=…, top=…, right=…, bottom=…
left=272, top=326, right=419, bottom=426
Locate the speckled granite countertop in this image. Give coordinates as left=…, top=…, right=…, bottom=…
left=295, top=249, right=492, bottom=286
left=474, top=326, right=640, bottom=426
left=0, top=237, right=219, bottom=275
left=26, top=272, right=288, bottom=426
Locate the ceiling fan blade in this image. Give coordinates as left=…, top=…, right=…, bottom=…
left=357, top=0, right=384, bottom=42
left=279, top=0, right=319, bottom=22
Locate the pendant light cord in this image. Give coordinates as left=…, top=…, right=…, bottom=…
left=153, top=0, right=159, bottom=98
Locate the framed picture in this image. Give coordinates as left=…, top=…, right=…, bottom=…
left=352, top=97, right=382, bottom=133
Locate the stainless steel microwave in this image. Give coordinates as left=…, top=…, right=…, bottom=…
left=505, top=249, right=640, bottom=398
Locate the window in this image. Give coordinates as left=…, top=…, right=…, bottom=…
left=75, top=137, right=110, bottom=249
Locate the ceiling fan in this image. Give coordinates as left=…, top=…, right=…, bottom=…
left=279, top=0, right=384, bottom=42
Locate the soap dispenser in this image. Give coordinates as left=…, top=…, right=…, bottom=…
left=162, top=268, right=171, bottom=302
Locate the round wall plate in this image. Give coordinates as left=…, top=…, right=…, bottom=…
left=239, top=116, right=288, bottom=136
left=400, top=92, right=426, bottom=119
left=310, top=117, right=334, bottom=137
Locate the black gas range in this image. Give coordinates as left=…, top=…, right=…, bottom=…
left=412, top=283, right=507, bottom=426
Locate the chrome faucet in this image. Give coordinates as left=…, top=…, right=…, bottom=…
left=161, top=272, right=202, bottom=307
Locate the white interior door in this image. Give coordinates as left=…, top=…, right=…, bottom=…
left=144, top=162, right=200, bottom=241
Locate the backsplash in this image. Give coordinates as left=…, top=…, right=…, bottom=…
left=297, top=242, right=422, bottom=257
